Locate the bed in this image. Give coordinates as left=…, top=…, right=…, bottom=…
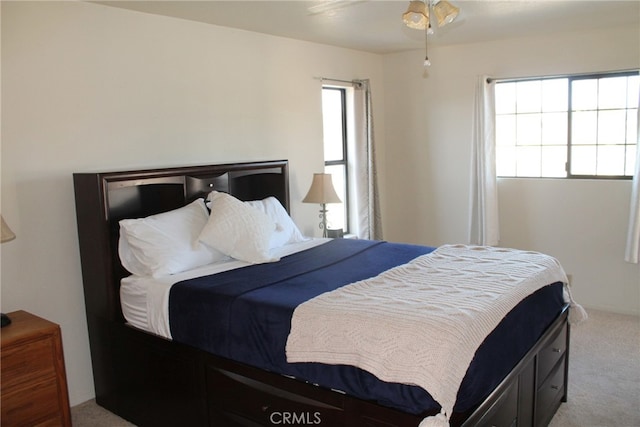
left=73, top=160, right=577, bottom=427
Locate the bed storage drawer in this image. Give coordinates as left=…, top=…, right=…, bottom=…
left=536, top=322, right=567, bottom=385
left=475, top=379, right=518, bottom=427
left=535, top=357, right=565, bottom=427
left=207, top=366, right=345, bottom=426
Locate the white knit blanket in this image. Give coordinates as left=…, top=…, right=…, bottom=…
left=286, top=244, right=582, bottom=427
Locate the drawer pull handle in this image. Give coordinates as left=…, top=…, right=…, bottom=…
left=552, top=347, right=562, bottom=353
left=550, top=385, right=560, bottom=390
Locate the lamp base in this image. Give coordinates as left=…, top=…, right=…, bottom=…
left=1, top=312, right=11, bottom=327
left=318, top=204, right=328, bottom=238
left=326, top=228, right=343, bottom=238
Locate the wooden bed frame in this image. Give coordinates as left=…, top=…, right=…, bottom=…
left=73, top=160, right=570, bottom=427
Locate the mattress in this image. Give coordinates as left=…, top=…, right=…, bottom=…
left=120, top=238, right=329, bottom=337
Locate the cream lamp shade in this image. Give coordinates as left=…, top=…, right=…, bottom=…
left=433, top=0, right=459, bottom=27
left=1, top=215, right=16, bottom=243
left=302, top=173, right=342, bottom=205
left=402, top=0, right=459, bottom=30
left=402, top=1, right=429, bottom=30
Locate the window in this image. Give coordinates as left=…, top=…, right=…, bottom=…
left=495, top=71, right=639, bottom=178
left=321, top=87, right=349, bottom=232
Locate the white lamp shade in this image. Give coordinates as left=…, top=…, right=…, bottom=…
left=302, top=173, right=342, bottom=204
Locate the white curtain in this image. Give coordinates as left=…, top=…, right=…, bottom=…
left=469, top=76, right=500, bottom=246
left=352, top=79, right=383, bottom=240
left=624, top=95, right=640, bottom=263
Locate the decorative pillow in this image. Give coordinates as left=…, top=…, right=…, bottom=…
left=119, top=199, right=226, bottom=277
left=200, top=191, right=278, bottom=264
left=246, top=197, right=307, bottom=249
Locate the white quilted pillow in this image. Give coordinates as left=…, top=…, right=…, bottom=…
left=199, top=191, right=278, bottom=264
left=246, top=197, right=306, bottom=249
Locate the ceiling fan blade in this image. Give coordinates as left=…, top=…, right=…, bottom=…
left=307, top=0, right=368, bottom=16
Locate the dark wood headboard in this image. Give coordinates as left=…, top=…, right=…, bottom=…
left=73, top=160, right=289, bottom=323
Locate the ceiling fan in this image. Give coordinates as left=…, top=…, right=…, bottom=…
left=307, top=0, right=460, bottom=67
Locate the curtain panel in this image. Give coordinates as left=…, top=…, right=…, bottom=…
left=469, top=76, right=500, bottom=246
left=625, top=96, right=640, bottom=263
left=352, top=79, right=383, bottom=240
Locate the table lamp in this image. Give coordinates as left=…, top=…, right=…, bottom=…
left=302, top=173, right=341, bottom=237
left=1, top=215, right=16, bottom=327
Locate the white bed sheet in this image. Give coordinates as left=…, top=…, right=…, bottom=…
left=120, top=238, right=329, bottom=339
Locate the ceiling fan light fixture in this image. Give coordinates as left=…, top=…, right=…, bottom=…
left=402, top=1, right=429, bottom=30
left=433, top=0, right=459, bottom=27
left=402, top=0, right=460, bottom=67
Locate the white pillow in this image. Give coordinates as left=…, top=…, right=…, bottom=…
left=119, top=199, right=226, bottom=277
left=246, top=197, right=307, bottom=249
left=200, top=191, right=278, bottom=264
left=118, top=234, right=151, bottom=277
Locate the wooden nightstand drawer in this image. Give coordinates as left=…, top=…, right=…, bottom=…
left=2, top=379, right=61, bottom=426
left=1, top=337, right=57, bottom=390
left=0, top=311, right=71, bottom=427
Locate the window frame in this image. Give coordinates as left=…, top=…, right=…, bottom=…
left=495, top=70, right=639, bottom=180
left=322, top=86, right=350, bottom=233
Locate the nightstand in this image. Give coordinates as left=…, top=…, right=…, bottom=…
left=1, top=310, right=72, bottom=426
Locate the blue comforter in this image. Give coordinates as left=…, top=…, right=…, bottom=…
left=169, top=239, right=564, bottom=415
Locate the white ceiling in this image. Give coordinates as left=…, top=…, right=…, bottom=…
left=95, top=0, right=640, bottom=54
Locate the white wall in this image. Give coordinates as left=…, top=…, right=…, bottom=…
left=0, top=1, right=384, bottom=406
left=2, top=0, right=639, bottom=410
left=382, top=25, right=640, bottom=315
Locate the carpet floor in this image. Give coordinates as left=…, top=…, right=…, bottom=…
left=71, top=308, right=640, bottom=427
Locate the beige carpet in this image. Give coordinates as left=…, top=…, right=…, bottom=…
left=548, top=309, right=640, bottom=427
left=71, top=309, right=640, bottom=427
